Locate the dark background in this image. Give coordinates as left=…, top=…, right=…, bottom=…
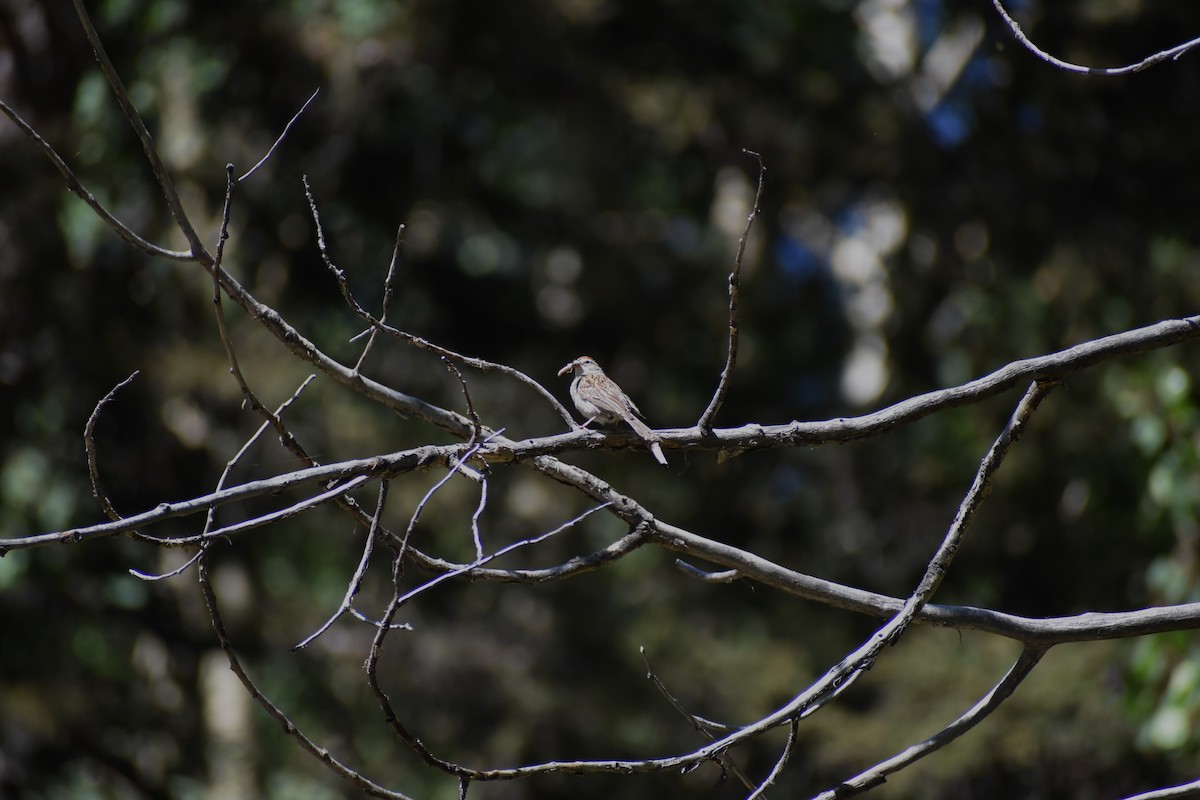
left=3, top=0, right=1200, bottom=797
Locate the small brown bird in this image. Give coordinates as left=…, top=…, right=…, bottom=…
left=558, top=356, right=668, bottom=466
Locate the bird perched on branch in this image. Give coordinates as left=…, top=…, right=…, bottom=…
left=558, top=355, right=668, bottom=466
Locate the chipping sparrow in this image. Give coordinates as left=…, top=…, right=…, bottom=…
left=558, top=356, right=668, bottom=466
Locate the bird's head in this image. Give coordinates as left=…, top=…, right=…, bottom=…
left=558, top=355, right=601, bottom=377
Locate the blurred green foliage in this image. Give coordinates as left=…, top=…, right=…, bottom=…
left=3, top=0, right=1200, bottom=796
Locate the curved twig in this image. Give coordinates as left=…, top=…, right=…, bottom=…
left=0, top=101, right=192, bottom=261
left=991, top=0, right=1200, bottom=75
left=84, top=371, right=140, bottom=521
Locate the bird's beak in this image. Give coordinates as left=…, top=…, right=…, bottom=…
left=557, top=361, right=575, bottom=377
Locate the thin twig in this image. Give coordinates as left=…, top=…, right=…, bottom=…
left=990, top=0, right=1200, bottom=75
left=784, top=382, right=1054, bottom=725
left=638, top=380, right=1056, bottom=775
left=747, top=718, right=798, bottom=800
left=212, top=168, right=271, bottom=424
left=212, top=166, right=317, bottom=471
left=303, top=178, right=576, bottom=426
left=84, top=371, right=140, bottom=521
left=204, top=375, right=317, bottom=536
left=131, top=548, right=206, bottom=582
left=365, top=549, right=472, bottom=778
left=392, top=436, right=498, bottom=566
left=640, top=647, right=757, bottom=793
left=192, top=475, right=371, bottom=543
left=393, top=503, right=610, bottom=609
left=0, top=101, right=191, bottom=260
left=294, top=480, right=390, bottom=650
left=641, top=648, right=736, bottom=736
left=237, top=89, right=320, bottom=183
left=811, top=646, right=1047, bottom=799
left=697, top=149, right=765, bottom=431
left=400, top=523, right=653, bottom=586
left=344, top=605, right=415, bottom=632
left=83, top=371, right=173, bottom=553
left=70, top=0, right=207, bottom=258
left=469, top=478, right=488, bottom=561
left=197, top=548, right=417, bottom=799
left=443, top=357, right=483, bottom=443
left=353, top=224, right=407, bottom=370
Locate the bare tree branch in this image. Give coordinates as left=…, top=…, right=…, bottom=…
left=443, top=356, right=483, bottom=444
left=660, top=521, right=1200, bottom=645
left=70, top=0, right=207, bottom=258
left=304, top=177, right=577, bottom=427
left=0, top=101, right=192, bottom=260
left=131, top=375, right=315, bottom=582
left=682, top=313, right=1200, bottom=451
left=0, top=450, right=425, bottom=553
left=749, top=719, right=798, bottom=800
left=353, top=224, right=406, bottom=371
left=293, top=480, right=390, bottom=650
left=991, top=0, right=1200, bottom=75
left=1121, top=777, right=1200, bottom=800
left=811, top=646, right=1048, bottom=799
left=11, top=7, right=1200, bottom=794
left=200, top=475, right=371, bottom=541
left=391, top=503, right=608, bottom=609
left=237, top=89, right=320, bottom=183
left=365, top=545, right=473, bottom=779
left=197, top=547, right=418, bottom=799
left=697, top=149, right=765, bottom=432
left=641, top=647, right=759, bottom=793
left=84, top=371, right=140, bottom=521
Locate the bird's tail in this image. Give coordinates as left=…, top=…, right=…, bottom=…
left=625, top=416, right=669, bottom=467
